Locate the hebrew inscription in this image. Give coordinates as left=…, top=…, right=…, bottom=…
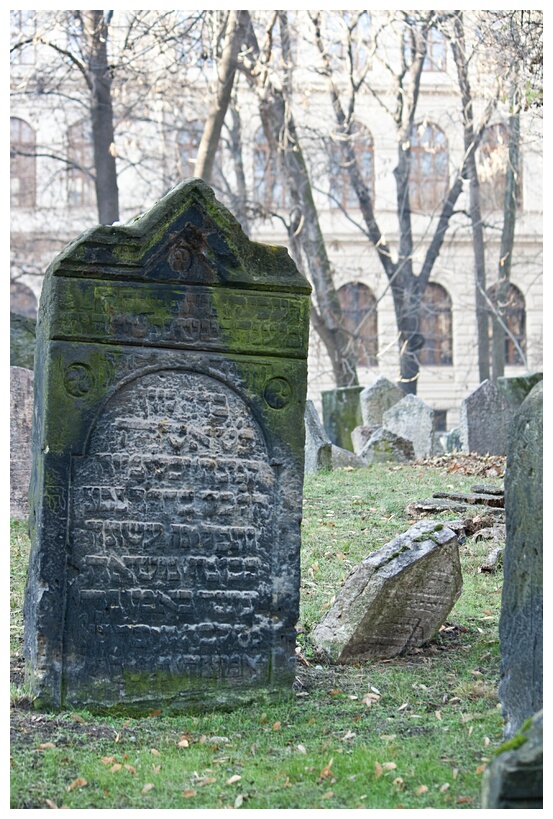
left=64, top=370, right=275, bottom=688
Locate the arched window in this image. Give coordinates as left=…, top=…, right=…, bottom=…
left=67, top=121, right=96, bottom=207
left=253, top=126, right=289, bottom=210
left=328, top=123, right=374, bottom=209
left=409, top=122, right=448, bottom=212
left=10, top=117, right=36, bottom=208
left=337, top=281, right=378, bottom=367
left=419, top=282, right=453, bottom=366
left=478, top=123, right=523, bottom=212
left=487, top=282, right=526, bottom=365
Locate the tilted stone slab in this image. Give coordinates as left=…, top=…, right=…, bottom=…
left=359, top=375, right=402, bottom=426
left=304, top=400, right=332, bottom=473
left=432, top=491, right=504, bottom=509
left=24, top=179, right=312, bottom=714
left=359, top=427, right=415, bottom=464
left=311, top=521, right=462, bottom=662
left=481, top=710, right=543, bottom=808
left=10, top=366, right=34, bottom=520
left=351, top=424, right=380, bottom=455
left=382, top=393, right=434, bottom=459
left=330, top=445, right=369, bottom=469
left=321, top=385, right=363, bottom=451
left=499, top=381, right=543, bottom=737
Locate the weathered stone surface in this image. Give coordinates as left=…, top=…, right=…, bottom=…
left=440, top=427, right=462, bottom=453
left=304, top=400, right=332, bottom=473
left=10, top=366, right=34, bottom=520
left=311, top=521, right=462, bottom=662
left=359, top=375, right=402, bottom=426
left=24, top=179, right=312, bottom=714
left=471, top=483, right=504, bottom=496
left=459, top=379, right=514, bottom=456
left=497, top=371, right=543, bottom=409
left=10, top=311, right=36, bottom=370
left=432, top=491, right=504, bottom=508
left=321, top=386, right=363, bottom=451
left=330, top=445, right=369, bottom=469
left=359, top=427, right=415, bottom=464
left=351, top=424, right=380, bottom=455
left=499, top=381, right=543, bottom=737
left=481, top=710, right=543, bottom=809
left=382, top=394, right=434, bottom=459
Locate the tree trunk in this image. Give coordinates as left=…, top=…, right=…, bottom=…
left=83, top=11, right=119, bottom=225
left=492, top=86, right=521, bottom=380
left=193, top=10, right=249, bottom=185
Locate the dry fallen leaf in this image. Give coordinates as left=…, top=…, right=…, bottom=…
left=375, top=762, right=383, bottom=778
left=382, top=762, right=397, bottom=772
left=415, top=785, right=429, bottom=795
left=141, top=783, right=155, bottom=794
left=178, top=738, right=189, bottom=748
left=475, top=764, right=487, bottom=775
left=195, top=776, right=216, bottom=786
left=319, top=759, right=334, bottom=780
left=361, top=692, right=380, bottom=707
left=151, top=748, right=161, bottom=756
left=152, top=764, right=161, bottom=774
left=457, top=796, right=473, bottom=804
left=273, top=721, right=281, bottom=731
left=182, top=790, right=196, bottom=798
left=45, top=799, right=58, bottom=809
left=124, top=764, right=137, bottom=775
left=101, top=756, right=116, bottom=765
left=329, top=689, right=342, bottom=696
left=39, top=743, right=56, bottom=750
left=234, top=794, right=244, bottom=808
left=67, top=778, right=87, bottom=792
left=297, top=744, right=307, bottom=754
left=322, top=791, right=334, bottom=799
left=435, top=711, right=442, bottom=721
left=341, top=731, right=356, bottom=742
left=440, top=783, right=450, bottom=793
left=226, top=774, right=241, bottom=785
left=71, top=714, right=85, bottom=724
left=149, top=709, right=161, bottom=717
left=110, top=764, right=122, bottom=773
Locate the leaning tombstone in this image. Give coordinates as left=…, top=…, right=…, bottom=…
left=459, top=379, right=514, bottom=455
left=10, top=366, right=34, bottom=520
left=24, top=179, right=312, bottom=713
left=498, top=381, right=543, bottom=738
left=382, top=393, right=434, bottom=459
left=321, top=385, right=363, bottom=451
left=304, top=400, right=332, bottom=473
left=311, top=520, right=462, bottom=662
left=359, top=375, right=402, bottom=426
left=350, top=424, right=380, bottom=455
left=359, top=427, right=415, bottom=465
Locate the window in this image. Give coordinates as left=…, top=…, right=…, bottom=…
left=67, top=121, right=96, bottom=207
left=10, top=10, right=36, bottom=65
left=328, top=123, right=374, bottom=209
left=487, top=282, right=526, bottom=365
left=11, top=118, right=36, bottom=208
left=478, top=123, right=523, bottom=212
left=419, top=283, right=453, bottom=366
left=325, top=11, right=371, bottom=71
left=424, top=28, right=446, bottom=72
left=409, top=122, right=448, bottom=212
left=253, top=126, right=290, bottom=211
left=337, top=282, right=378, bottom=367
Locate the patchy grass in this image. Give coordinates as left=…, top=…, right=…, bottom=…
left=11, top=456, right=505, bottom=809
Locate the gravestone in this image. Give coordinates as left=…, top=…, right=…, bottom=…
left=10, top=311, right=36, bottom=370
left=382, top=393, right=434, bottom=459
left=304, top=400, right=332, bottom=473
left=459, top=379, right=513, bottom=455
left=481, top=710, right=543, bottom=809
left=359, top=375, right=402, bottom=426
left=498, top=381, right=543, bottom=737
left=330, top=445, right=368, bottom=469
left=351, top=424, right=380, bottom=455
left=359, top=427, right=415, bottom=465
left=24, top=179, right=312, bottom=714
left=321, top=385, right=363, bottom=451
left=311, top=521, right=462, bottom=662
left=10, top=366, right=34, bottom=520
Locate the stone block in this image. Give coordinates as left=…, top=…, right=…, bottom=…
left=321, top=385, right=363, bottom=451
left=23, top=179, right=312, bottom=714
left=481, top=710, right=543, bottom=808
left=311, top=520, right=462, bottom=662
left=382, top=393, right=434, bottom=459
left=304, top=400, right=332, bottom=473
left=498, top=381, right=543, bottom=737
left=359, top=427, right=415, bottom=464
left=350, top=424, right=380, bottom=455
left=459, top=379, right=514, bottom=455
left=359, top=375, right=402, bottom=426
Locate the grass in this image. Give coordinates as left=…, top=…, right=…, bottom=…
left=10, top=455, right=506, bottom=809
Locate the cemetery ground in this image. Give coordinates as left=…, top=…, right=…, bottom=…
left=11, top=454, right=507, bottom=810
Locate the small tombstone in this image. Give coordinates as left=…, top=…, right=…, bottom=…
left=304, top=400, right=332, bottom=473
left=311, top=521, right=462, bottom=662
left=440, top=427, right=462, bottom=453
left=321, top=385, right=363, bottom=451
left=10, top=366, right=34, bottom=520
left=24, top=179, right=312, bottom=713
left=382, top=393, right=434, bottom=459
left=459, top=379, right=513, bottom=455
left=498, top=381, right=543, bottom=737
left=330, top=445, right=368, bottom=469
left=351, top=424, right=380, bottom=455
left=359, top=427, right=415, bottom=465
left=359, top=375, right=402, bottom=426
left=10, top=312, right=36, bottom=370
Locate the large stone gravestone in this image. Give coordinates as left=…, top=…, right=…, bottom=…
left=382, top=393, right=434, bottom=459
left=459, top=379, right=513, bottom=455
left=321, top=385, right=363, bottom=451
left=498, top=381, right=543, bottom=738
left=359, top=375, right=402, bottom=426
left=24, top=179, right=311, bottom=714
